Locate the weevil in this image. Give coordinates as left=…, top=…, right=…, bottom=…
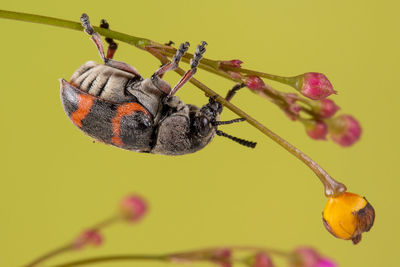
left=60, top=14, right=256, bottom=155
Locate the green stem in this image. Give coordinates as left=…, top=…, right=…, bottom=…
left=51, top=255, right=169, bottom=267
left=25, top=243, right=75, bottom=267
left=221, top=64, right=298, bottom=87
left=0, top=9, right=346, bottom=197
left=146, top=48, right=346, bottom=197
left=50, top=246, right=294, bottom=267
left=24, top=215, right=120, bottom=267
left=0, top=10, right=151, bottom=48
left=90, top=214, right=121, bottom=230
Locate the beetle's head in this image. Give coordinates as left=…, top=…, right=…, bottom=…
left=192, top=96, right=257, bottom=149
left=191, top=96, right=222, bottom=137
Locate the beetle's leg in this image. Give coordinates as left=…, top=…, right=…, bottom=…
left=80, top=14, right=142, bottom=77
left=168, top=41, right=207, bottom=97
left=152, top=42, right=190, bottom=78
left=225, top=83, right=246, bottom=102
left=164, top=40, right=175, bottom=46
left=100, top=19, right=118, bottom=59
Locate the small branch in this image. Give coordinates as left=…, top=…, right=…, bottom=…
left=0, top=10, right=151, bottom=48
left=146, top=48, right=346, bottom=197
left=0, top=9, right=346, bottom=197
left=24, top=215, right=121, bottom=267
left=25, top=243, right=75, bottom=267
left=90, top=214, right=121, bottom=230
left=51, top=254, right=169, bottom=267
left=50, top=245, right=293, bottom=267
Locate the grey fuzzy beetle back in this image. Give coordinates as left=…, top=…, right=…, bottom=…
left=60, top=14, right=256, bottom=155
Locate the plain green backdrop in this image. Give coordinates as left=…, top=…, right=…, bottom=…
left=1, top=0, right=398, bottom=266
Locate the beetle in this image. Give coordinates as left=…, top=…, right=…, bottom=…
left=60, top=14, right=256, bottom=155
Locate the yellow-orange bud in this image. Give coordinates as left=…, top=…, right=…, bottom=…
left=322, top=192, right=375, bottom=244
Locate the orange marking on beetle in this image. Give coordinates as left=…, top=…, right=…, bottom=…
left=71, top=94, right=95, bottom=128
left=111, top=103, right=149, bottom=146
left=111, top=136, right=124, bottom=146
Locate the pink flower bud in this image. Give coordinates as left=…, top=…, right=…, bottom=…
left=120, top=194, right=148, bottom=222
left=210, top=248, right=232, bottom=261
left=328, top=114, right=361, bottom=147
left=315, top=258, right=336, bottom=267
left=210, top=248, right=232, bottom=267
left=73, top=229, right=103, bottom=250
left=303, top=120, right=328, bottom=140
left=227, top=71, right=243, bottom=80
left=290, top=247, right=336, bottom=267
left=252, top=252, right=274, bottom=267
left=246, top=76, right=265, bottom=91
left=313, top=99, right=340, bottom=118
left=284, top=93, right=301, bottom=121
left=296, top=73, right=336, bottom=100
left=220, top=59, right=243, bottom=68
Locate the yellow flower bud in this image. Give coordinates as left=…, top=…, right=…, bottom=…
left=322, top=192, right=375, bottom=244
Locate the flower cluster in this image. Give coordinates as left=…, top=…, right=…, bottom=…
left=218, top=61, right=362, bottom=147
left=169, top=246, right=336, bottom=267
left=71, top=194, right=147, bottom=250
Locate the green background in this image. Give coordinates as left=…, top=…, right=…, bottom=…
left=1, top=0, right=398, bottom=266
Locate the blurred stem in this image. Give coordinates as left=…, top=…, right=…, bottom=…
left=0, top=9, right=346, bottom=197
left=25, top=243, right=75, bottom=267
left=51, top=246, right=294, bottom=267
left=24, top=215, right=120, bottom=267
left=90, top=214, right=121, bottom=230
left=51, top=255, right=169, bottom=267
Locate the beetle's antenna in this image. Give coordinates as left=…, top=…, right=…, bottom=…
left=213, top=118, right=246, bottom=126
left=216, top=130, right=257, bottom=148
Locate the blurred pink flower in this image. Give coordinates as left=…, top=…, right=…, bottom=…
left=328, top=114, right=361, bottom=146
left=73, top=229, right=103, bottom=250
left=120, top=194, right=148, bottom=222
left=252, top=252, right=274, bottom=267
left=290, top=247, right=336, bottom=267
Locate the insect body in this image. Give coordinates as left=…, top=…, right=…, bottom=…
left=60, top=14, right=256, bottom=155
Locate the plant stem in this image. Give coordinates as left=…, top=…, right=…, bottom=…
left=90, top=214, right=121, bottom=230
left=0, top=10, right=151, bottom=48
left=0, top=9, right=346, bottom=197
left=25, top=243, right=75, bottom=267
left=24, top=215, right=120, bottom=267
left=51, top=254, right=169, bottom=267
left=147, top=48, right=346, bottom=197
left=50, top=246, right=294, bottom=267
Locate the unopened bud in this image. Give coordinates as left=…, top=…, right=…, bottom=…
left=295, top=73, right=336, bottom=100
left=210, top=248, right=232, bottom=262
left=73, top=229, right=103, bottom=250
left=302, top=120, right=328, bottom=140
left=246, top=76, right=265, bottom=91
left=120, top=194, right=148, bottom=222
left=322, top=192, right=375, bottom=244
left=290, top=247, right=336, bottom=267
left=250, top=252, right=274, bottom=267
left=227, top=71, right=243, bottom=80
left=220, top=59, right=243, bottom=68
left=312, top=99, right=340, bottom=118
left=328, top=114, right=361, bottom=147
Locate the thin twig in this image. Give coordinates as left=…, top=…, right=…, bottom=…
left=0, top=9, right=346, bottom=197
